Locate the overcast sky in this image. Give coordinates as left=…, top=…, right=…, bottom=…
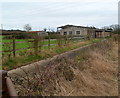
left=0, top=0, right=119, bottom=31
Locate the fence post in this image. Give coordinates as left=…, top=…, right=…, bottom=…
left=65, top=35, right=68, bottom=45
left=57, top=35, right=62, bottom=47
left=39, top=37, right=42, bottom=53
left=13, top=35, right=16, bottom=57
left=34, top=37, right=38, bottom=55
left=0, top=70, right=18, bottom=97
left=48, top=36, right=50, bottom=49
left=64, top=36, right=66, bottom=45
left=8, top=35, right=12, bottom=58
left=0, top=70, right=8, bottom=97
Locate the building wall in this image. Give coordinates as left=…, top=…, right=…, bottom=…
left=103, top=32, right=110, bottom=37
left=87, top=29, right=96, bottom=38
left=59, top=27, right=88, bottom=37
left=37, top=31, right=48, bottom=36
left=95, top=31, right=110, bottom=38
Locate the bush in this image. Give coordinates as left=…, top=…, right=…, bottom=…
left=14, top=33, right=32, bottom=39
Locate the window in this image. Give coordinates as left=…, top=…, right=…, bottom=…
left=69, top=31, right=72, bottom=35
left=64, top=32, right=67, bottom=35
left=76, top=31, right=80, bottom=35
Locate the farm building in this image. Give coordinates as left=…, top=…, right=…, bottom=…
left=28, top=31, right=48, bottom=36
left=57, top=25, right=112, bottom=38
left=57, top=25, right=96, bottom=38
left=95, top=29, right=112, bottom=38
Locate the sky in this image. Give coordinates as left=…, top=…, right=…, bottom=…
left=0, top=0, right=119, bottom=31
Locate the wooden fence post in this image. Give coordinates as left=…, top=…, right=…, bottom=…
left=34, top=37, right=38, bottom=55
left=13, top=35, right=16, bottom=57
left=71, top=35, right=74, bottom=42
left=57, top=35, right=62, bottom=47
left=66, top=35, right=68, bottom=44
left=1, top=70, right=8, bottom=97
left=64, top=36, right=66, bottom=45
left=48, top=36, right=50, bottom=49
left=7, top=35, right=12, bottom=58
left=39, top=37, right=42, bottom=53
left=0, top=70, right=18, bottom=97
left=34, top=36, right=38, bottom=55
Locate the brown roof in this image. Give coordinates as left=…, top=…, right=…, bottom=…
left=27, top=31, right=45, bottom=33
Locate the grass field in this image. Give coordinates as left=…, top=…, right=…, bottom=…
left=2, top=37, right=84, bottom=52
left=2, top=38, right=107, bottom=71
left=2, top=39, right=61, bottom=51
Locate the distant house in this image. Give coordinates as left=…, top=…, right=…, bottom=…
left=57, top=25, right=96, bottom=38
left=27, top=31, right=48, bottom=36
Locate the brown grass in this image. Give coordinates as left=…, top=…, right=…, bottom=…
left=11, top=39, right=118, bottom=96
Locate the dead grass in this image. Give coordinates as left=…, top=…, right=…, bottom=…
left=11, top=39, right=118, bottom=96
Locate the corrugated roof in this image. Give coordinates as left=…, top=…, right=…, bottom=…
left=57, top=25, right=96, bottom=29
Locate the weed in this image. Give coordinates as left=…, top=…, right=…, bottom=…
left=10, top=38, right=118, bottom=96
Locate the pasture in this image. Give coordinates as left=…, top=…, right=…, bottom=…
left=1, top=34, right=108, bottom=70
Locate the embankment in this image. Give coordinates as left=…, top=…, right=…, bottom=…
left=9, top=39, right=118, bottom=96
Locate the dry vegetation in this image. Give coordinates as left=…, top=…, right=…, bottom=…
left=11, top=38, right=118, bottom=96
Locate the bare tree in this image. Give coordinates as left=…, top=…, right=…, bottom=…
left=47, top=27, right=56, bottom=32
left=46, top=27, right=56, bottom=35
left=102, top=26, right=111, bottom=30
left=24, top=24, right=32, bottom=32
left=102, top=24, right=120, bottom=34
left=109, top=24, right=120, bottom=32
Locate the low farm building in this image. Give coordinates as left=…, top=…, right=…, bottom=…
left=57, top=25, right=95, bottom=37
left=27, top=31, right=48, bottom=36
left=57, top=25, right=112, bottom=38
left=95, top=29, right=112, bottom=38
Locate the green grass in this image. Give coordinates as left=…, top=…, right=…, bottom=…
left=2, top=41, right=83, bottom=70
left=2, top=38, right=109, bottom=71
left=2, top=38, right=79, bottom=52
left=90, top=38, right=102, bottom=43
left=3, top=55, right=45, bottom=70
left=1, top=39, right=27, bottom=42
left=2, top=39, right=58, bottom=51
